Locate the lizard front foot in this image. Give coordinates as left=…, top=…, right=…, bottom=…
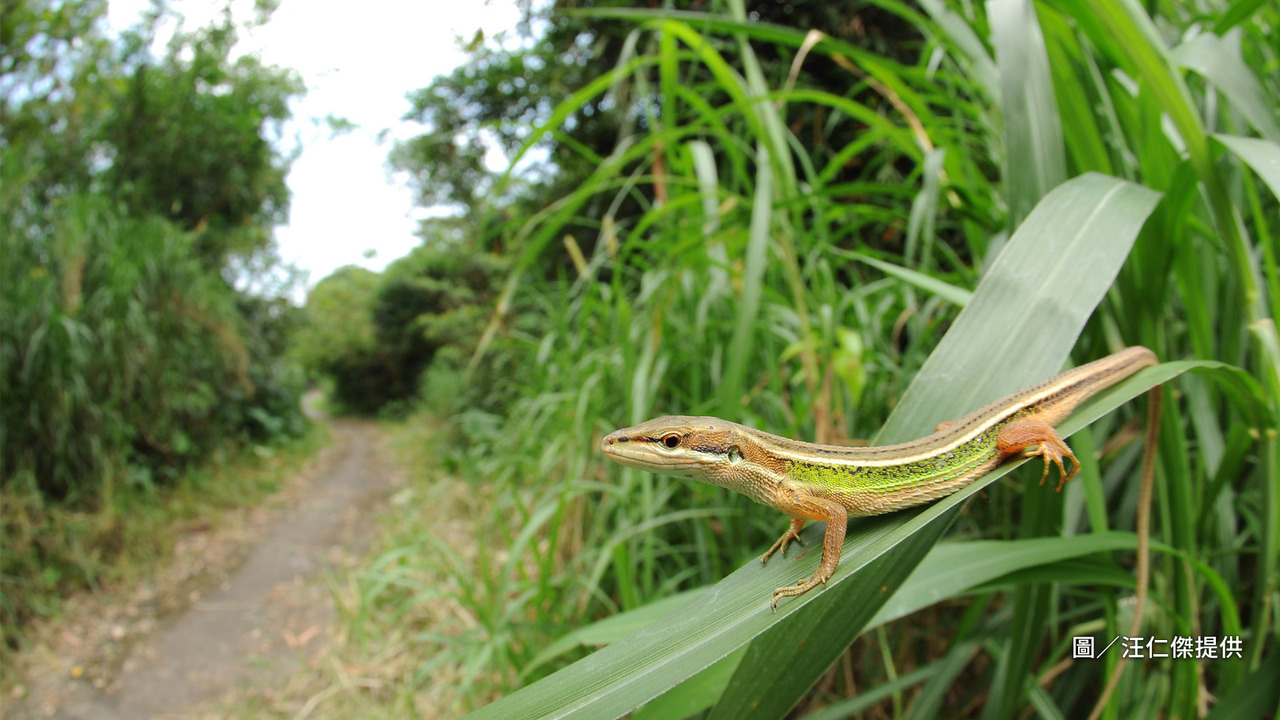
left=760, top=517, right=806, bottom=565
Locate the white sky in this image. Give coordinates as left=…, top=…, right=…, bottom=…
left=107, top=0, right=526, bottom=298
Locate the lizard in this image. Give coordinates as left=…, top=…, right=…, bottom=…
left=600, top=346, right=1158, bottom=610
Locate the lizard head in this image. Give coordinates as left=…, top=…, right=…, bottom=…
left=600, top=416, right=779, bottom=505
left=599, top=415, right=747, bottom=476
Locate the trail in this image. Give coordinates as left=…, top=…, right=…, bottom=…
left=13, top=419, right=395, bottom=719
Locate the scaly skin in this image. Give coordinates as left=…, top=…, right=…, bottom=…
left=600, top=347, right=1157, bottom=609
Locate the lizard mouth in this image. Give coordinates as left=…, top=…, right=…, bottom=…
left=600, top=435, right=700, bottom=472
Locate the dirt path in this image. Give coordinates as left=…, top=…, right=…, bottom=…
left=12, top=419, right=397, bottom=719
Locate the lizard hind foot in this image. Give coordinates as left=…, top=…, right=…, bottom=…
left=1024, top=436, right=1078, bottom=491
left=999, top=418, right=1080, bottom=492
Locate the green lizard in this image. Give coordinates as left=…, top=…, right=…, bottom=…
left=601, top=346, right=1157, bottom=609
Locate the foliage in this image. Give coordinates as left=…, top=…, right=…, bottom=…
left=0, top=0, right=115, bottom=207
left=312, top=0, right=1280, bottom=717
left=1, top=0, right=307, bottom=654
left=102, top=13, right=301, bottom=267
left=390, top=0, right=929, bottom=245
left=3, top=194, right=243, bottom=498
left=292, top=221, right=510, bottom=416
left=291, top=264, right=382, bottom=410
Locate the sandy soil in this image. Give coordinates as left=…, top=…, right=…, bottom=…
left=8, top=418, right=398, bottom=720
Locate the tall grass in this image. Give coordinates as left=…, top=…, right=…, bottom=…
left=333, top=1, right=1278, bottom=717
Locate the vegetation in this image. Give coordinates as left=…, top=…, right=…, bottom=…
left=293, top=222, right=509, bottom=416
left=1, top=0, right=308, bottom=658
left=292, top=0, right=1279, bottom=718
left=5, top=0, right=1276, bottom=717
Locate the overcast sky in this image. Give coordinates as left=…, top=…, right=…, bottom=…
left=107, top=0, right=526, bottom=297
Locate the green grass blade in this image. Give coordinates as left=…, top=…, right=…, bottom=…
left=719, top=143, right=773, bottom=413
left=1213, top=135, right=1280, bottom=199
left=904, top=641, right=981, bottom=720
left=607, top=518, right=1210, bottom=719
left=1212, top=0, right=1272, bottom=33
left=989, top=0, right=1067, bottom=227
left=1172, top=33, right=1280, bottom=144
left=521, top=590, right=707, bottom=679
left=1038, top=5, right=1113, bottom=175
left=881, top=173, right=1161, bottom=443
left=708, top=517, right=955, bottom=720
left=838, top=250, right=974, bottom=307
left=460, top=481, right=985, bottom=720
left=1200, top=647, right=1280, bottom=720
left=1066, top=0, right=1264, bottom=326
left=914, top=0, right=1000, bottom=98
left=906, top=148, right=947, bottom=270
left=630, top=649, right=745, bottom=720
left=804, top=665, right=938, bottom=720
left=868, top=534, right=1143, bottom=628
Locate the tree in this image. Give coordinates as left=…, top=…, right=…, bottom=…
left=103, top=10, right=303, bottom=267
left=294, top=221, right=509, bottom=415
left=1, top=0, right=308, bottom=492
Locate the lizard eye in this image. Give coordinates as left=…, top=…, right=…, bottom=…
left=661, top=433, right=681, bottom=449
